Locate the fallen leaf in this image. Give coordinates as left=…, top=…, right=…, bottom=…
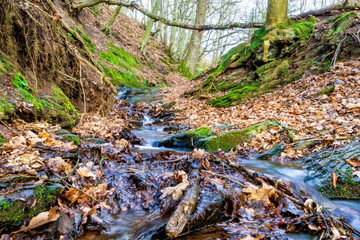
left=77, top=167, right=96, bottom=179
left=15, top=207, right=59, bottom=233
left=191, top=149, right=205, bottom=159
left=346, top=157, right=360, bottom=167
left=243, top=183, right=276, bottom=205
left=160, top=181, right=189, bottom=201
left=308, top=224, right=318, bottom=231
left=47, top=157, right=71, bottom=174
left=353, top=171, right=360, bottom=178
left=332, top=172, right=337, bottom=188
left=64, top=187, right=81, bottom=205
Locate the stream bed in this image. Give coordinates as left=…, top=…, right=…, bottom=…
left=87, top=88, right=360, bottom=239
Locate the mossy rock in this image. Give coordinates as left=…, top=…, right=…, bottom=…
left=202, top=121, right=278, bottom=152
left=56, top=129, right=80, bottom=145
left=0, top=184, right=63, bottom=232
left=157, top=127, right=214, bottom=149
left=318, top=173, right=360, bottom=199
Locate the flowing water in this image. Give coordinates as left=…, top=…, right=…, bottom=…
left=100, top=88, right=360, bottom=239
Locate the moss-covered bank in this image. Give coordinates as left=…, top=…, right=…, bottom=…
left=195, top=11, right=359, bottom=108
left=9, top=73, right=79, bottom=127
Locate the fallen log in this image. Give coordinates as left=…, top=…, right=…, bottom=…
left=165, top=159, right=201, bottom=239
left=165, top=182, right=200, bottom=238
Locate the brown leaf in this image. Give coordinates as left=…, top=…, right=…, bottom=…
left=332, top=172, right=338, bottom=188
left=160, top=181, right=189, bottom=201
left=15, top=207, right=59, bottom=233
left=191, top=148, right=205, bottom=159
left=77, top=167, right=96, bottom=179
left=308, top=224, right=318, bottom=231
left=64, top=188, right=81, bottom=205
left=243, top=183, right=276, bottom=205
left=346, top=157, right=360, bottom=167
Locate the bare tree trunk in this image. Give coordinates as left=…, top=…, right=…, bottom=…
left=180, top=0, right=207, bottom=77
left=102, top=6, right=122, bottom=35
left=265, top=0, right=289, bottom=29
left=139, top=0, right=161, bottom=52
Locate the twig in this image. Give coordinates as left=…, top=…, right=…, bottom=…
left=202, top=170, right=246, bottom=187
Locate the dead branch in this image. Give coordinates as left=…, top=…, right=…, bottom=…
left=73, top=0, right=262, bottom=30
left=292, top=2, right=360, bottom=19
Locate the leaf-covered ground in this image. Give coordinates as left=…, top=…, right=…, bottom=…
left=160, top=58, right=360, bottom=160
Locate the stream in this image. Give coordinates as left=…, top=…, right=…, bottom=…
left=92, top=88, right=360, bottom=239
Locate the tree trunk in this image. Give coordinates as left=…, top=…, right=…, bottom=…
left=265, top=0, right=289, bottom=29
left=181, top=0, right=207, bottom=77
left=139, top=0, right=161, bottom=52
left=102, top=6, right=122, bottom=35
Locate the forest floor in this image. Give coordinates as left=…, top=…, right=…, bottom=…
left=1, top=3, right=360, bottom=240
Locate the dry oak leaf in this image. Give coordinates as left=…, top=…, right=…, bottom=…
left=47, top=157, right=71, bottom=174
left=345, top=157, right=360, bottom=167
left=77, top=167, right=96, bottom=179
left=15, top=207, right=59, bottom=233
left=64, top=187, right=81, bottom=205
left=191, top=148, right=205, bottom=159
left=243, top=183, right=276, bottom=205
left=160, top=181, right=190, bottom=201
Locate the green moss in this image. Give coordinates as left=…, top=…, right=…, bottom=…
left=208, top=84, right=258, bottom=108
left=11, top=74, right=78, bottom=126
left=203, top=121, right=278, bottom=152
left=99, top=42, right=142, bottom=72
left=0, top=55, right=11, bottom=75
left=0, top=133, right=5, bottom=145
left=0, top=98, right=15, bottom=120
left=12, top=73, right=43, bottom=113
left=158, top=127, right=214, bottom=149
left=308, top=16, right=317, bottom=24
left=201, top=42, right=249, bottom=93
left=103, top=67, right=146, bottom=88
left=75, top=28, right=96, bottom=53
left=178, top=61, right=193, bottom=79
left=186, top=127, right=214, bottom=139
left=60, top=132, right=80, bottom=145
left=316, top=60, right=331, bottom=74
left=334, top=12, right=358, bottom=34
left=0, top=184, right=63, bottom=230
left=289, top=21, right=315, bottom=39
left=317, top=86, right=335, bottom=96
